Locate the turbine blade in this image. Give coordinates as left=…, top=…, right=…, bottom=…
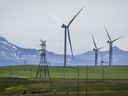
left=52, top=14, right=63, bottom=25
left=67, top=28, right=74, bottom=58
left=98, top=47, right=104, bottom=50
left=112, top=37, right=122, bottom=42
left=91, top=34, right=97, bottom=49
left=68, top=7, right=84, bottom=27
left=40, top=39, right=43, bottom=43
left=104, top=26, right=112, bottom=41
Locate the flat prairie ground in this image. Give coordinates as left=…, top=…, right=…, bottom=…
left=0, top=65, right=128, bottom=79
left=0, top=65, right=128, bottom=96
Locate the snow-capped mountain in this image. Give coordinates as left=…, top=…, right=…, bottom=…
left=0, top=36, right=128, bottom=66
left=0, top=37, right=66, bottom=66
left=0, top=37, right=39, bottom=65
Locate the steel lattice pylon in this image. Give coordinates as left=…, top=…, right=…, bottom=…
left=36, top=40, right=50, bottom=78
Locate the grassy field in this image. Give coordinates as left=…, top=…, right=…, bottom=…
left=0, top=65, right=128, bottom=96
left=0, top=65, right=128, bottom=79
left=0, top=77, right=128, bottom=96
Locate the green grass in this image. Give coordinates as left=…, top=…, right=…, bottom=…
left=0, top=65, right=128, bottom=79
left=0, top=77, right=128, bottom=96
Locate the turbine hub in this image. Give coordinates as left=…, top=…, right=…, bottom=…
left=61, top=24, right=67, bottom=28
left=107, top=40, right=110, bottom=43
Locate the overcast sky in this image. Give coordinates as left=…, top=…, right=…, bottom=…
left=0, top=0, right=128, bottom=54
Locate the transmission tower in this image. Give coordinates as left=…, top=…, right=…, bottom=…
left=36, top=40, right=50, bottom=78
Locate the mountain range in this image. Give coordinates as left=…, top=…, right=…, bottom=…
left=0, top=36, right=128, bottom=66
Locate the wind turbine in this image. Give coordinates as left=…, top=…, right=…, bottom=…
left=91, top=34, right=103, bottom=66
left=53, top=7, right=84, bottom=67
left=62, top=7, right=84, bottom=67
left=104, top=26, right=121, bottom=66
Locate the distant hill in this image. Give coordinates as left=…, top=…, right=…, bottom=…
left=0, top=36, right=128, bottom=66
left=74, top=46, right=128, bottom=66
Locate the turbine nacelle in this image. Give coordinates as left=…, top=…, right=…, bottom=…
left=40, top=40, right=46, bottom=46
left=107, top=40, right=111, bottom=43
left=61, top=24, right=67, bottom=28
left=93, top=47, right=103, bottom=51
left=93, top=48, right=97, bottom=51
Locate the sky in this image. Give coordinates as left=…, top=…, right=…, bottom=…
left=0, top=0, right=128, bottom=54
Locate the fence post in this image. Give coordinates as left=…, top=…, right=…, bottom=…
left=66, top=90, right=68, bottom=96
left=85, top=66, right=88, bottom=96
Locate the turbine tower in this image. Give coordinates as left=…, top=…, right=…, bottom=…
left=104, top=26, right=121, bottom=66
left=36, top=40, right=50, bottom=78
left=61, top=7, right=84, bottom=67
left=91, top=34, right=103, bottom=66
